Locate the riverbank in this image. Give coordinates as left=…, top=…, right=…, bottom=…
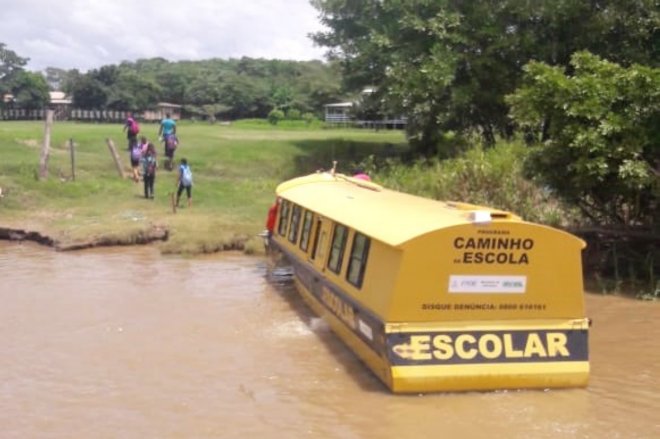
left=0, top=120, right=407, bottom=255
left=2, top=120, right=654, bottom=297
left=0, top=224, right=169, bottom=251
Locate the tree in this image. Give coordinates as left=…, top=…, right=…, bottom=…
left=107, top=70, right=161, bottom=111
left=270, top=85, right=296, bottom=112
left=44, top=67, right=75, bottom=91
left=10, top=71, right=50, bottom=109
left=70, top=75, right=108, bottom=109
left=311, top=0, right=660, bottom=155
left=156, top=71, right=187, bottom=104
left=0, top=42, right=29, bottom=96
left=185, top=75, right=222, bottom=106
left=507, top=51, right=659, bottom=228
left=219, top=73, right=270, bottom=119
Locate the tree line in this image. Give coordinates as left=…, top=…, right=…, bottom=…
left=0, top=46, right=345, bottom=121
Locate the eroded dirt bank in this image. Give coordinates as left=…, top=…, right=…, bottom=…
left=0, top=225, right=169, bottom=251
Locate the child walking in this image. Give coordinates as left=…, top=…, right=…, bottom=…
left=141, top=143, right=157, bottom=199
left=175, top=158, right=193, bottom=207
left=129, top=137, right=145, bottom=183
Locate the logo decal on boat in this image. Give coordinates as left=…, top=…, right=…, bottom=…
left=453, top=236, right=534, bottom=265
left=389, top=330, right=587, bottom=364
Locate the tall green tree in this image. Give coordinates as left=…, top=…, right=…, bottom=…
left=43, top=67, right=75, bottom=91
left=185, top=75, right=222, bottom=106
left=0, top=42, right=29, bottom=96
left=507, top=51, right=659, bottom=227
left=9, top=70, right=50, bottom=109
left=70, top=75, right=108, bottom=109
left=219, top=73, right=270, bottom=118
left=107, top=70, right=161, bottom=111
left=311, top=0, right=659, bottom=155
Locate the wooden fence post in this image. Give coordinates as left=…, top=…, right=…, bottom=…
left=106, top=138, right=126, bottom=178
left=39, top=109, right=53, bottom=180
left=69, top=138, right=76, bottom=181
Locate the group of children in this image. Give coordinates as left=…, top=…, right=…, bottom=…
left=127, top=135, right=193, bottom=208
left=123, top=113, right=193, bottom=208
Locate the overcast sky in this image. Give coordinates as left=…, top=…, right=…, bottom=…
left=1, top=0, right=328, bottom=72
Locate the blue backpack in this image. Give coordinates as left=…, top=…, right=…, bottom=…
left=181, top=165, right=193, bottom=186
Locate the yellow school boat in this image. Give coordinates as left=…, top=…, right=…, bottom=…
left=267, top=170, right=589, bottom=393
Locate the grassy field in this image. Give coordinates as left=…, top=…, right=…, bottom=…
left=0, top=120, right=407, bottom=254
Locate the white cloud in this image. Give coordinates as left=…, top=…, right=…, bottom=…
left=0, top=0, right=326, bottom=71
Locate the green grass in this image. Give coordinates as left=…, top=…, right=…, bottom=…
left=0, top=120, right=407, bottom=254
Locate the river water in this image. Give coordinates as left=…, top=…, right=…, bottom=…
left=0, top=242, right=658, bottom=439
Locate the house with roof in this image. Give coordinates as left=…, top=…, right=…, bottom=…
left=48, top=91, right=72, bottom=119
left=324, top=102, right=354, bottom=124
left=142, top=102, right=182, bottom=122
left=324, top=87, right=406, bottom=129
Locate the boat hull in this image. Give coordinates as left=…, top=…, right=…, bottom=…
left=278, top=241, right=589, bottom=393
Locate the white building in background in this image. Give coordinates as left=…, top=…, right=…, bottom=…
left=324, top=102, right=354, bottom=124
left=323, top=87, right=406, bottom=129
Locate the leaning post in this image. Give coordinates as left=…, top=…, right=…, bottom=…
left=106, top=138, right=126, bottom=178
left=38, top=109, right=54, bottom=180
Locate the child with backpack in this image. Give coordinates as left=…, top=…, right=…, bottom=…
left=129, top=136, right=147, bottom=182
left=141, top=143, right=158, bottom=199
left=123, top=113, right=140, bottom=149
left=175, top=158, right=193, bottom=208
left=158, top=113, right=178, bottom=171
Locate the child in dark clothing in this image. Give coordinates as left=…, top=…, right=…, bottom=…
left=141, top=143, right=157, bottom=199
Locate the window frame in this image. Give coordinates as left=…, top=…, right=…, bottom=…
left=299, top=210, right=314, bottom=252
left=277, top=200, right=290, bottom=236
left=346, top=232, right=370, bottom=289
left=311, top=218, right=323, bottom=261
left=288, top=204, right=302, bottom=244
left=327, top=223, right=348, bottom=274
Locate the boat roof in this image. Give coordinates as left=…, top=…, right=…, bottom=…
left=276, top=172, right=522, bottom=247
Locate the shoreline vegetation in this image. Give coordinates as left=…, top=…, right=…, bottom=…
left=1, top=120, right=655, bottom=297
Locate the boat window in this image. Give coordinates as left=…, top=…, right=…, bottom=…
left=299, top=211, right=314, bottom=251
left=311, top=219, right=322, bottom=260
left=277, top=200, right=290, bottom=236
left=327, top=224, right=348, bottom=274
left=288, top=204, right=302, bottom=244
left=347, top=233, right=370, bottom=288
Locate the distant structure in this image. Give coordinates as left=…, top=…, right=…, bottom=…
left=324, top=102, right=353, bottom=124
left=323, top=87, right=406, bottom=129
left=143, top=102, right=182, bottom=122
left=48, top=91, right=72, bottom=119
left=0, top=93, right=182, bottom=123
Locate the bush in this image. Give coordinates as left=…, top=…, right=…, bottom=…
left=267, top=109, right=285, bottom=125
left=285, top=109, right=302, bottom=120
left=302, top=112, right=316, bottom=125
left=372, top=140, right=580, bottom=227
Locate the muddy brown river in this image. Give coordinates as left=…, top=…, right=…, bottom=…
left=0, top=242, right=658, bottom=438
